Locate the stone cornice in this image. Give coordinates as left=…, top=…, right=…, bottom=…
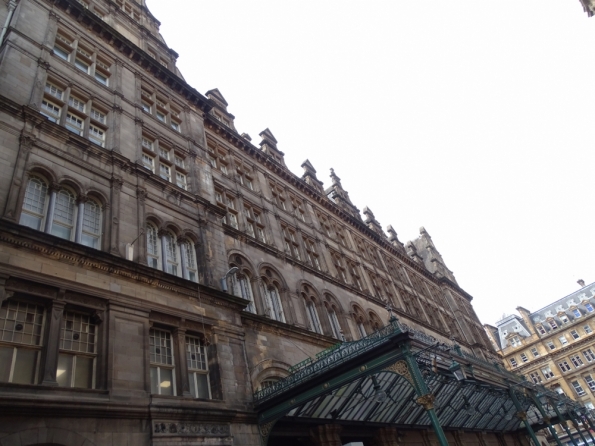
left=0, top=219, right=249, bottom=311
left=50, top=0, right=211, bottom=113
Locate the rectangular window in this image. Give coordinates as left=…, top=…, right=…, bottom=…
left=89, top=125, right=105, bottom=147
left=585, top=325, right=593, bottom=334
left=510, top=336, right=521, bottom=347
left=541, top=366, right=554, bottom=379
left=509, top=358, right=518, bottom=367
left=573, top=308, right=582, bottom=318
left=549, top=320, right=558, bottom=330
left=57, top=311, right=96, bottom=389
left=53, top=45, right=70, bottom=61
left=571, top=355, right=584, bottom=368
left=546, top=341, right=556, bottom=350
left=156, top=111, right=166, bottom=123
left=571, top=330, right=580, bottom=340
left=94, top=71, right=109, bottom=86
left=45, top=83, right=64, bottom=100
left=149, top=328, right=175, bottom=396
left=75, top=58, right=90, bottom=74
left=559, top=335, right=568, bottom=346
left=572, top=380, right=586, bottom=396
left=159, top=164, right=171, bottom=182
left=560, top=314, right=569, bottom=324
left=142, top=138, right=154, bottom=151
left=41, top=99, right=61, bottom=122
left=91, top=108, right=106, bottom=124
left=537, top=325, right=546, bottom=335
left=142, top=153, right=155, bottom=173
left=531, top=347, right=540, bottom=357
left=65, top=113, right=84, bottom=135
left=586, top=303, right=594, bottom=313
left=68, top=95, right=86, bottom=112
left=559, top=361, right=572, bottom=372
left=186, top=336, right=210, bottom=399
left=159, top=148, right=170, bottom=160
left=584, top=349, right=595, bottom=362
left=529, top=372, right=542, bottom=384
left=0, top=300, right=45, bottom=385
left=176, top=172, right=187, bottom=190
left=520, top=353, right=528, bottom=363
left=174, top=156, right=184, bottom=169
left=142, top=102, right=152, bottom=114
left=585, top=375, right=595, bottom=392
left=171, top=121, right=180, bottom=132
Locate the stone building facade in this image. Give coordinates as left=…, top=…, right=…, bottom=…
left=0, top=0, right=521, bottom=445
left=485, top=281, right=595, bottom=443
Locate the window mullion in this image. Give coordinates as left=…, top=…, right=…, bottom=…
left=41, top=300, right=65, bottom=386
left=8, top=347, right=17, bottom=382
left=74, top=198, right=85, bottom=243
left=44, top=187, right=58, bottom=234
left=172, top=328, right=190, bottom=397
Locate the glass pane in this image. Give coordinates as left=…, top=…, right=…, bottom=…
left=159, top=367, right=173, bottom=396
left=51, top=224, right=72, bottom=240
left=150, top=366, right=159, bottom=394
left=13, top=349, right=37, bottom=384
left=196, top=373, right=209, bottom=399
left=189, top=373, right=196, bottom=398
left=0, top=347, right=13, bottom=382
left=56, top=353, right=73, bottom=387
left=19, top=213, right=42, bottom=230
left=74, top=356, right=93, bottom=388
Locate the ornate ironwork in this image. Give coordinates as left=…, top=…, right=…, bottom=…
left=383, top=360, right=413, bottom=384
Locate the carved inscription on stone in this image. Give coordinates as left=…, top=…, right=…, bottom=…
left=153, top=422, right=230, bottom=437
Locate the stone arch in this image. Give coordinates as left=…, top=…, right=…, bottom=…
left=0, top=427, right=96, bottom=446
left=257, top=263, right=291, bottom=323
left=251, top=359, right=291, bottom=392
left=26, top=164, right=57, bottom=185
left=322, top=291, right=350, bottom=340
left=351, top=302, right=370, bottom=338
left=367, top=309, right=384, bottom=331
left=85, top=188, right=109, bottom=207
left=57, top=175, right=84, bottom=197
left=145, top=213, right=163, bottom=229
left=227, top=251, right=258, bottom=313
left=163, top=221, right=183, bottom=237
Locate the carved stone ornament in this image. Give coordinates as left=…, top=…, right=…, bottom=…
left=259, top=421, right=276, bottom=441
left=383, top=360, right=414, bottom=385
left=415, top=393, right=435, bottom=410
left=153, top=421, right=230, bottom=437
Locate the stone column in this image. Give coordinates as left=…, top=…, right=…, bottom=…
left=372, top=426, right=400, bottom=446
left=309, top=424, right=343, bottom=446
left=74, top=195, right=87, bottom=244
left=41, top=299, right=65, bottom=386
left=172, top=327, right=190, bottom=397
left=3, top=135, right=34, bottom=221
left=136, top=187, right=148, bottom=265
left=44, top=184, right=59, bottom=234
left=178, top=238, right=189, bottom=280
left=159, top=229, right=169, bottom=272
left=109, top=176, right=123, bottom=256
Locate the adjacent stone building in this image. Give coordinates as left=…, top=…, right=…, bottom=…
left=485, top=281, right=595, bottom=443
left=0, top=0, right=576, bottom=445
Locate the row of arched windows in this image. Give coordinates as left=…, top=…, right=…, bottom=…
left=20, top=175, right=103, bottom=249
left=145, top=222, right=198, bottom=282
left=227, top=254, right=385, bottom=341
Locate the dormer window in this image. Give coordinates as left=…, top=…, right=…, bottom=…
left=548, top=320, right=558, bottom=330
left=573, top=308, right=582, bottom=318
left=586, top=303, right=594, bottom=312
left=560, top=314, right=569, bottom=324
left=509, top=336, right=521, bottom=347
left=536, top=325, right=546, bottom=335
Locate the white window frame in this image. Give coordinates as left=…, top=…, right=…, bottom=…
left=149, top=328, right=176, bottom=396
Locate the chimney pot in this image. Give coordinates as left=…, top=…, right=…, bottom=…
left=578, top=279, right=586, bottom=288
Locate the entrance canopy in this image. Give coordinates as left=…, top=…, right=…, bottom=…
left=254, top=318, right=585, bottom=444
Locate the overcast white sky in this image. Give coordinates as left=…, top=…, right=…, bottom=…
left=146, top=0, right=595, bottom=326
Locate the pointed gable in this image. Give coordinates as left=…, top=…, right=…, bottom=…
left=301, top=159, right=324, bottom=193
left=206, top=88, right=229, bottom=111
left=259, top=128, right=285, bottom=166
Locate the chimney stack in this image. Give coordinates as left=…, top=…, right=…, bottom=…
left=578, top=279, right=586, bottom=288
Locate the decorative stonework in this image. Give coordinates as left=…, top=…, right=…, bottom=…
left=415, top=393, right=435, bottom=410
left=384, top=360, right=414, bottom=384
left=153, top=421, right=230, bottom=437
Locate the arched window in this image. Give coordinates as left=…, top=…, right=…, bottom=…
left=81, top=198, right=102, bottom=248
left=20, top=176, right=48, bottom=230
left=369, top=312, right=382, bottom=332
left=146, top=223, right=160, bottom=269
left=326, top=305, right=343, bottom=340
left=353, top=306, right=368, bottom=339
left=238, top=274, right=255, bottom=313
left=183, top=241, right=198, bottom=283
left=304, top=297, right=322, bottom=334
left=261, top=281, right=285, bottom=323
left=163, top=231, right=179, bottom=275
left=51, top=188, right=76, bottom=240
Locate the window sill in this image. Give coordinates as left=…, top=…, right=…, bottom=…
left=0, top=381, right=109, bottom=395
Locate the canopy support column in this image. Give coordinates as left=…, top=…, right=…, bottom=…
left=581, top=413, right=595, bottom=444
left=404, top=355, right=449, bottom=446
left=529, top=394, right=563, bottom=446
left=509, top=389, right=540, bottom=446
left=551, top=402, right=579, bottom=446
left=567, top=412, right=590, bottom=446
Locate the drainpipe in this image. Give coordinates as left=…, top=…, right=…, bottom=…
left=0, top=0, right=18, bottom=45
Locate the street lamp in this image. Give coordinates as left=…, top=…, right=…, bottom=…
left=220, top=267, right=239, bottom=293
left=449, top=359, right=467, bottom=381
left=371, top=375, right=387, bottom=403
